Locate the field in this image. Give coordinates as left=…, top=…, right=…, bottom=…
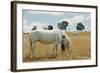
left=23, top=32, right=91, bottom=62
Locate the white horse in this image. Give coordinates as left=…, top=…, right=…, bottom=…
left=29, top=29, right=71, bottom=59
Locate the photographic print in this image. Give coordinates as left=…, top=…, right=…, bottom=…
left=23, top=10, right=91, bottom=62
left=11, top=1, right=98, bottom=72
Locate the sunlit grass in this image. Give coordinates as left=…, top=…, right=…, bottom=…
left=23, top=32, right=91, bottom=62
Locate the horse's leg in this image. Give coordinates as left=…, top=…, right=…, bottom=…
left=29, top=38, right=32, bottom=59
left=55, top=44, right=58, bottom=57
left=51, top=42, right=58, bottom=57
left=55, top=43, right=59, bottom=56
left=30, top=41, right=36, bottom=59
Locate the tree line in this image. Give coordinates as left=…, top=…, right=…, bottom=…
left=57, top=21, right=85, bottom=31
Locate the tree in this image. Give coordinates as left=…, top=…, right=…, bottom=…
left=76, top=23, right=85, bottom=31
left=57, top=21, right=69, bottom=31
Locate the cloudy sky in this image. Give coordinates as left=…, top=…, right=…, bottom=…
left=22, top=10, right=91, bottom=32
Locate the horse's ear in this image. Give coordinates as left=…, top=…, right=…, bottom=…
left=62, top=35, right=65, bottom=39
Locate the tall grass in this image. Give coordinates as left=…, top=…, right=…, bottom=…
left=23, top=32, right=91, bottom=62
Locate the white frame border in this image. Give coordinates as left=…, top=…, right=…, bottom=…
left=16, top=3, right=97, bottom=70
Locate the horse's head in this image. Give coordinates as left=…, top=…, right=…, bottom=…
left=61, top=34, right=71, bottom=52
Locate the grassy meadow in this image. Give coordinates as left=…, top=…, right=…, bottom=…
left=23, top=32, right=91, bottom=62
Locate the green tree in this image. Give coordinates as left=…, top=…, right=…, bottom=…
left=76, top=23, right=85, bottom=31
left=57, top=21, right=69, bottom=31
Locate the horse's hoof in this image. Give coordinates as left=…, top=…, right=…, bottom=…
left=51, top=54, right=55, bottom=57
left=51, top=55, right=57, bottom=58
left=30, top=56, right=33, bottom=60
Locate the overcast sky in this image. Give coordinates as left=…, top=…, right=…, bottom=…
left=22, top=10, right=91, bottom=32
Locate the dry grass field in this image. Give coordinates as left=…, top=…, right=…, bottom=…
left=23, top=32, right=91, bottom=62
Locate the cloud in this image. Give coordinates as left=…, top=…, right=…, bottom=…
left=61, top=15, right=86, bottom=25
left=23, top=24, right=31, bottom=33
left=23, top=21, right=47, bottom=33
left=30, top=22, right=47, bottom=28
left=23, top=20, right=28, bottom=24
left=86, top=15, right=91, bottom=20
left=27, top=11, right=65, bottom=16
